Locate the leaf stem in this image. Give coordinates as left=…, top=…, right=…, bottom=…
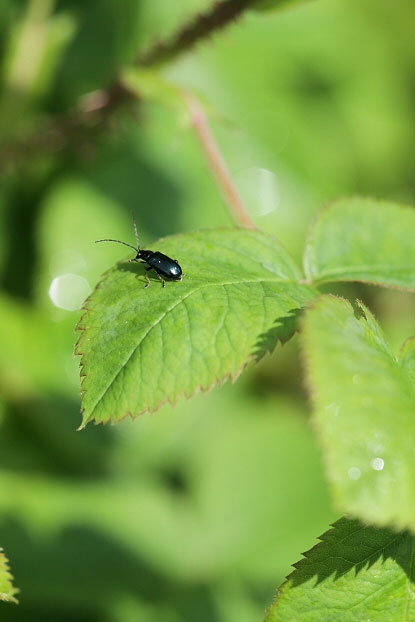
left=185, top=93, right=255, bottom=229
left=138, top=0, right=262, bottom=67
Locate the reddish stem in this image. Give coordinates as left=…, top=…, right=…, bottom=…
left=185, top=93, right=255, bottom=229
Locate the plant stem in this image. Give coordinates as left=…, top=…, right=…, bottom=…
left=185, top=93, right=255, bottom=229
left=0, top=81, right=135, bottom=175
left=138, top=0, right=261, bottom=67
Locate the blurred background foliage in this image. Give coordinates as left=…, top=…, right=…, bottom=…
left=0, top=0, right=413, bottom=620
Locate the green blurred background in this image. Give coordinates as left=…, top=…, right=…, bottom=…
left=0, top=0, right=413, bottom=620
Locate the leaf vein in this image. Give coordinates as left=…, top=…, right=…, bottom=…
left=88, top=276, right=297, bottom=418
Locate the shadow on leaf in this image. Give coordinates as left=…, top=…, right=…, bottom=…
left=289, top=516, right=414, bottom=587
left=252, top=308, right=303, bottom=362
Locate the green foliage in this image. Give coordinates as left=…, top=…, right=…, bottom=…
left=53, top=0, right=141, bottom=105
left=0, top=0, right=413, bottom=619
left=79, top=197, right=414, bottom=428
left=0, top=548, right=18, bottom=604
left=304, top=198, right=415, bottom=289
left=302, top=295, right=415, bottom=532
left=0, top=294, right=75, bottom=398
left=265, top=517, right=415, bottom=622
left=121, top=67, right=184, bottom=114
left=0, top=389, right=332, bottom=621
left=77, top=229, right=316, bottom=426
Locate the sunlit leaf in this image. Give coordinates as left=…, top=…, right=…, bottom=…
left=76, top=228, right=316, bottom=426
left=265, top=517, right=415, bottom=622
left=304, top=198, right=415, bottom=289
left=0, top=548, right=18, bottom=604
left=302, top=295, right=415, bottom=531
left=121, top=67, right=184, bottom=113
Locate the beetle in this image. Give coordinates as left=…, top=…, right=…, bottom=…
left=95, top=216, right=183, bottom=289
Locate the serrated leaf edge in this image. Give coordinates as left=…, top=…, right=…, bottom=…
left=0, top=548, right=18, bottom=604
left=76, top=277, right=306, bottom=428
left=299, top=294, right=415, bottom=534
left=75, top=226, right=309, bottom=427
left=264, top=517, right=412, bottom=621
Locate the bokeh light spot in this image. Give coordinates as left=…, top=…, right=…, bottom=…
left=348, top=466, right=362, bottom=480
left=371, top=457, right=385, bottom=471
left=49, top=273, right=91, bottom=311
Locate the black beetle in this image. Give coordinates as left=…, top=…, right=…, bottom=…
left=95, top=217, right=183, bottom=288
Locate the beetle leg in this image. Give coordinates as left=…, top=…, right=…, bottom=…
left=144, top=267, right=152, bottom=289
left=156, top=273, right=166, bottom=288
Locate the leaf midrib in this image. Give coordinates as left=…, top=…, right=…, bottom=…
left=86, top=275, right=305, bottom=420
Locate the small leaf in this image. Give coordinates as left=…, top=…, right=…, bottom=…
left=0, top=548, right=18, bottom=604
left=121, top=67, right=184, bottom=113
left=265, top=517, right=415, bottom=622
left=77, top=228, right=316, bottom=426
left=302, top=295, right=415, bottom=532
left=304, top=197, right=415, bottom=289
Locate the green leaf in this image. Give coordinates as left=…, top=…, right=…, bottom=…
left=302, top=295, right=415, bottom=532
left=304, top=198, right=415, bottom=289
left=265, top=517, right=415, bottom=622
left=121, top=67, right=184, bottom=113
left=76, top=228, right=316, bottom=426
left=0, top=548, right=18, bottom=604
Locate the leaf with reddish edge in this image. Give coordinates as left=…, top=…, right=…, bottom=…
left=76, top=228, right=316, bottom=427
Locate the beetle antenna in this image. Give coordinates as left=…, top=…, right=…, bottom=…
left=131, top=213, right=140, bottom=250
left=95, top=239, right=139, bottom=252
